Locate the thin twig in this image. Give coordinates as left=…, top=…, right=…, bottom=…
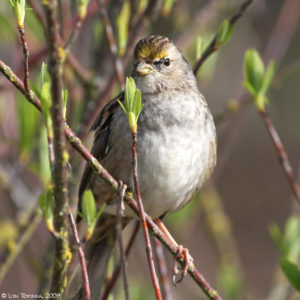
left=116, top=182, right=130, bottom=300
left=64, top=17, right=83, bottom=51
left=17, top=26, right=30, bottom=94
left=259, top=109, right=300, bottom=204
left=153, top=238, right=173, bottom=300
left=100, top=6, right=125, bottom=88
left=101, top=221, right=139, bottom=300
left=131, top=132, right=162, bottom=300
left=43, top=0, right=70, bottom=294
left=0, top=62, right=222, bottom=300
left=123, top=195, right=222, bottom=300
left=193, top=0, right=254, bottom=75
left=67, top=206, right=91, bottom=300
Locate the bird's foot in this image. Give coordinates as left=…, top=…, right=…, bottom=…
left=172, top=245, right=193, bottom=285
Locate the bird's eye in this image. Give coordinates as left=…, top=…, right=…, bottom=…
left=164, top=58, right=170, bottom=66
left=153, top=58, right=170, bottom=70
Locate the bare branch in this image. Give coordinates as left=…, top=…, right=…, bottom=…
left=193, top=0, right=254, bottom=75
left=259, top=110, right=300, bottom=204
left=131, top=132, right=162, bottom=300
left=67, top=206, right=91, bottom=300
left=43, top=0, right=70, bottom=294
left=153, top=238, right=173, bottom=300
left=18, top=27, right=30, bottom=94
left=101, top=222, right=140, bottom=300
left=116, top=182, right=130, bottom=300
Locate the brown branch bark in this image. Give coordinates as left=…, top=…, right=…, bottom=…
left=67, top=206, right=91, bottom=300
left=116, top=182, right=130, bottom=300
left=101, top=221, right=139, bottom=300
left=18, top=27, right=30, bottom=94
left=153, top=238, right=173, bottom=300
left=259, top=109, right=300, bottom=204
left=43, top=0, right=70, bottom=295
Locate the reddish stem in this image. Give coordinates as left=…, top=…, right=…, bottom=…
left=18, top=27, right=30, bottom=94
left=100, top=221, right=139, bottom=300
left=116, top=182, right=130, bottom=300
left=67, top=206, right=91, bottom=300
left=259, top=109, right=300, bottom=204
left=131, top=132, right=162, bottom=300
left=153, top=238, right=173, bottom=300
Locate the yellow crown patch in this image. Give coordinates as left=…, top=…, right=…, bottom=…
left=134, top=36, right=170, bottom=60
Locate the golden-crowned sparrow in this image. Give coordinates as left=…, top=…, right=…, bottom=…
left=67, top=35, right=217, bottom=300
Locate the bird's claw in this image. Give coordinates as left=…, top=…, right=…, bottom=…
left=172, top=245, right=192, bottom=285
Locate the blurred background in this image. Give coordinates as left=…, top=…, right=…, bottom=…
left=0, top=0, right=300, bottom=299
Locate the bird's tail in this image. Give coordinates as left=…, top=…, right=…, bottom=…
left=66, top=213, right=118, bottom=300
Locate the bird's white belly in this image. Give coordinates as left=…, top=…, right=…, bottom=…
left=135, top=126, right=212, bottom=218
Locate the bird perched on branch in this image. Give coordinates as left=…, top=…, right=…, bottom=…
left=67, top=35, right=217, bottom=300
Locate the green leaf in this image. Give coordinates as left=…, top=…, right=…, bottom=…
left=82, top=190, right=96, bottom=227
left=8, top=0, right=16, bottom=8
left=39, top=189, right=53, bottom=221
left=280, top=258, right=300, bottom=292
left=161, top=0, right=176, bottom=17
left=41, top=82, right=51, bottom=113
left=117, top=99, right=126, bottom=113
left=117, top=0, right=130, bottom=57
left=260, top=60, right=275, bottom=95
left=283, top=216, right=300, bottom=261
left=40, top=63, right=53, bottom=134
left=137, top=0, right=148, bottom=15
left=16, top=93, right=39, bottom=156
left=41, top=62, right=50, bottom=87
left=195, top=36, right=203, bottom=61
left=255, top=93, right=268, bottom=111
left=12, top=0, right=26, bottom=26
left=77, top=0, right=90, bottom=19
left=270, top=216, right=300, bottom=262
left=39, top=188, right=54, bottom=233
left=121, top=77, right=143, bottom=133
left=62, top=89, right=68, bottom=119
left=134, top=89, right=143, bottom=120
left=243, top=81, right=256, bottom=97
left=39, top=126, right=51, bottom=186
left=29, top=80, right=41, bottom=99
left=217, top=19, right=233, bottom=46
left=269, top=223, right=283, bottom=254
left=95, top=203, right=106, bottom=222
left=218, top=262, right=242, bottom=300
left=244, top=49, right=265, bottom=94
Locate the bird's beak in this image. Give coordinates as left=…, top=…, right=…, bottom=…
left=136, top=62, right=156, bottom=76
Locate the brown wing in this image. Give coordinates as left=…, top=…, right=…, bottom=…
left=77, top=92, right=124, bottom=222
